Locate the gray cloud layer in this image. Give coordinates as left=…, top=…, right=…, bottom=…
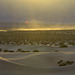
left=0, top=0, right=75, bottom=30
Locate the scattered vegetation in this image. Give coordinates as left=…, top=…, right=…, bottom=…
left=2, top=49, right=30, bottom=53
left=57, top=60, right=63, bottom=64
left=16, top=49, right=30, bottom=52
left=20, top=51, right=26, bottom=52
left=9, top=50, right=14, bottom=52
left=26, top=51, right=30, bottom=52
left=0, top=30, right=75, bottom=46
left=66, top=61, right=74, bottom=65
left=59, top=63, right=67, bottom=66
left=55, top=50, right=59, bottom=52
left=33, top=50, right=39, bottom=52
left=16, top=49, right=22, bottom=52
left=0, top=48, right=2, bottom=52
left=57, top=60, right=74, bottom=66
left=21, top=50, right=30, bottom=52
left=60, top=44, right=68, bottom=48
left=3, top=50, right=10, bottom=52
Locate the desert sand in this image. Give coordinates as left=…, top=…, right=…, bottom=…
left=0, top=45, right=75, bottom=75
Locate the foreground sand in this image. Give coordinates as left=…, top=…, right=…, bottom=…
left=0, top=52, right=75, bottom=75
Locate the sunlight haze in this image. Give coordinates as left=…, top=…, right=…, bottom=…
left=0, top=0, right=75, bottom=30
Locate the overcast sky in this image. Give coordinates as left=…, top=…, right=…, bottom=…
left=0, top=0, right=75, bottom=30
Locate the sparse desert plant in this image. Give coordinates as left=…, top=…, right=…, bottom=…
left=69, top=42, right=75, bottom=45
left=66, top=61, right=74, bottom=65
left=59, top=42, right=64, bottom=45
left=59, top=63, right=67, bottom=66
left=3, top=50, right=10, bottom=52
left=0, top=48, right=2, bottom=52
left=60, top=44, right=68, bottom=48
left=17, top=49, right=22, bottom=52
left=10, top=50, right=14, bottom=52
left=33, top=50, right=39, bottom=52
left=57, top=60, right=63, bottom=64
left=58, top=60, right=74, bottom=67
left=55, top=50, right=59, bottom=52
left=21, top=51, right=26, bottom=52
left=21, top=50, right=30, bottom=52
left=26, top=51, right=30, bottom=52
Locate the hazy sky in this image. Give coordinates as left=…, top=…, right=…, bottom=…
left=0, top=0, right=75, bottom=30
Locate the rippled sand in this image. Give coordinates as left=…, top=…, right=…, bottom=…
left=0, top=52, right=75, bottom=75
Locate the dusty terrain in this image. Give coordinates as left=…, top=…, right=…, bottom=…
left=0, top=45, right=75, bottom=75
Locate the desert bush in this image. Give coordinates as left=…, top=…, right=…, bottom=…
left=26, top=51, right=30, bottom=52
left=4, top=50, right=10, bottom=52
left=59, top=63, right=67, bottom=66
left=57, top=60, right=63, bottom=64
left=0, top=48, right=2, bottom=52
left=59, top=42, right=64, bottom=45
left=21, top=51, right=26, bottom=52
left=33, top=50, right=39, bottom=52
left=10, top=50, right=14, bottom=52
left=69, top=42, right=75, bottom=45
left=58, top=60, right=74, bottom=66
left=55, top=50, right=59, bottom=52
left=66, top=61, right=74, bottom=65
left=17, top=49, right=22, bottom=52
left=21, top=51, right=27, bottom=52
left=21, top=50, right=30, bottom=52
left=60, top=44, right=68, bottom=48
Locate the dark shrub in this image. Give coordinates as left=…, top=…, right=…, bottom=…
left=21, top=51, right=26, bottom=52
left=17, top=49, right=22, bottom=52
left=59, top=42, right=64, bottom=45
left=66, top=61, right=74, bottom=65
left=10, top=51, right=14, bottom=52
left=21, top=51, right=30, bottom=52
left=26, top=51, right=30, bottom=52
left=60, top=44, right=68, bottom=48
left=58, top=60, right=74, bottom=67
left=57, top=60, right=63, bottom=64
left=55, top=50, right=59, bottom=52
left=33, top=50, right=39, bottom=52
left=59, top=63, right=67, bottom=66
left=4, top=50, right=10, bottom=52
left=0, top=48, right=2, bottom=52
left=69, top=42, right=75, bottom=45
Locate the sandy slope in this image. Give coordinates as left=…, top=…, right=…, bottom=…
left=0, top=44, right=75, bottom=52
left=0, top=52, right=75, bottom=75
left=0, top=53, right=34, bottom=59
left=8, top=52, right=75, bottom=68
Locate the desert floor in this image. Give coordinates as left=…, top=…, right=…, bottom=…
left=0, top=45, right=75, bottom=75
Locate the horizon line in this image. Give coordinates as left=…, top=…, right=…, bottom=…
left=0, top=28, right=75, bottom=32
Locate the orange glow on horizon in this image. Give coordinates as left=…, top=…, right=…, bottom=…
left=11, top=28, right=75, bottom=31
left=0, top=30, right=7, bottom=32
left=0, top=28, right=75, bottom=32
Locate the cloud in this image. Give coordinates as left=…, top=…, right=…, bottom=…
left=0, top=0, right=75, bottom=30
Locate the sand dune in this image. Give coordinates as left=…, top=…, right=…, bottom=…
left=0, top=53, right=34, bottom=59
left=0, top=57, right=41, bottom=75
left=9, top=53, right=75, bottom=68
left=0, top=52, right=75, bottom=75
